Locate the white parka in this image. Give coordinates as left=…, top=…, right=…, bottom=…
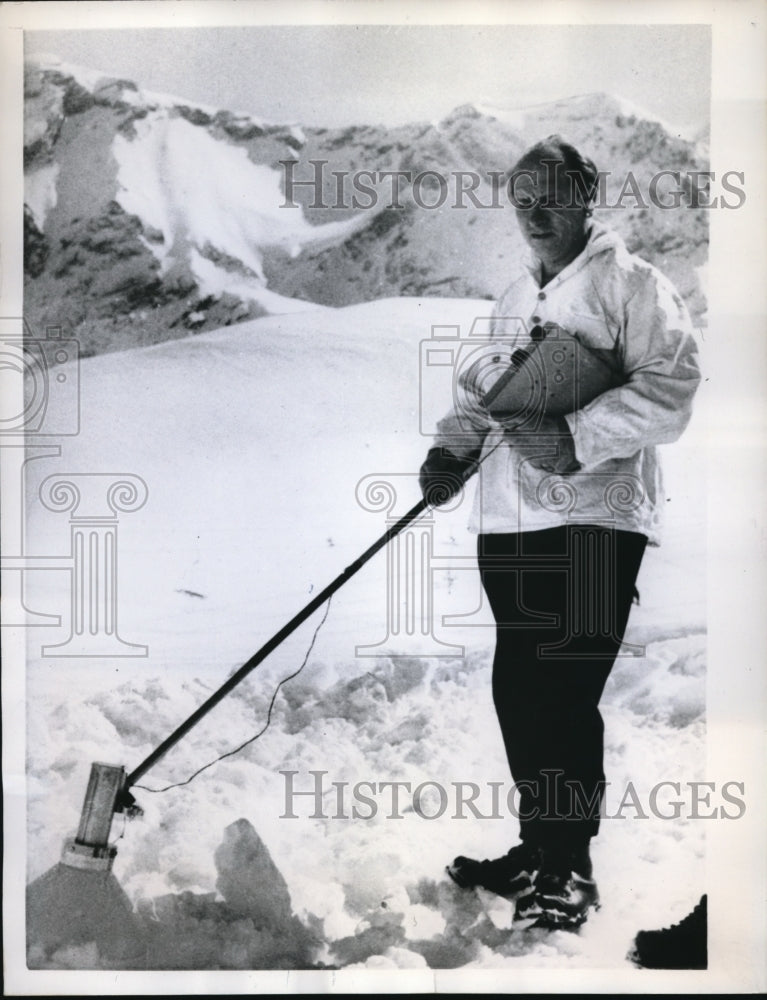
left=433, top=222, right=702, bottom=545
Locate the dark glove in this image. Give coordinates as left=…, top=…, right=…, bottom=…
left=419, top=447, right=479, bottom=507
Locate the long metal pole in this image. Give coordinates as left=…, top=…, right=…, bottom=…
left=126, top=495, right=435, bottom=788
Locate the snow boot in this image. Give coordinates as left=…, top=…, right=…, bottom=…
left=447, top=841, right=541, bottom=897
left=513, top=844, right=599, bottom=930
left=629, top=894, right=707, bottom=969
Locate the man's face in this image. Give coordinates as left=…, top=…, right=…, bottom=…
left=510, top=161, right=590, bottom=276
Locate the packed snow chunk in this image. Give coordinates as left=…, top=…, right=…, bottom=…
left=137, top=890, right=313, bottom=970
left=331, top=903, right=407, bottom=966
left=291, top=877, right=357, bottom=941
left=366, top=946, right=428, bottom=969
left=481, top=892, right=514, bottom=930
left=605, top=633, right=706, bottom=728
left=214, top=817, right=293, bottom=928
left=319, top=672, right=390, bottom=729
left=373, top=657, right=430, bottom=702
left=130, top=819, right=318, bottom=969
left=84, top=678, right=189, bottom=749
left=402, top=902, right=447, bottom=941
left=385, top=711, right=433, bottom=747
left=341, top=851, right=405, bottom=916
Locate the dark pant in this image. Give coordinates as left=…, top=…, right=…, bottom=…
left=477, top=525, right=647, bottom=849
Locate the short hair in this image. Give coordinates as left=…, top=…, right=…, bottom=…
left=509, top=135, right=599, bottom=208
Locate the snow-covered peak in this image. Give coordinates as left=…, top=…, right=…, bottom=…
left=26, top=51, right=112, bottom=92
left=477, top=91, right=698, bottom=142
left=26, top=51, right=272, bottom=127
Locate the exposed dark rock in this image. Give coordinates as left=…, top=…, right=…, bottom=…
left=214, top=109, right=265, bottom=140
left=61, top=78, right=96, bottom=116
left=24, top=206, right=48, bottom=277
left=174, top=105, right=214, bottom=127
left=116, top=106, right=150, bottom=135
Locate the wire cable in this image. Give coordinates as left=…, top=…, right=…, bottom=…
left=133, top=596, right=333, bottom=793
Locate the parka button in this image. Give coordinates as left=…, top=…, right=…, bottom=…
left=537, top=291, right=546, bottom=300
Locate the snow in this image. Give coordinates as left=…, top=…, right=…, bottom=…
left=478, top=92, right=698, bottom=143
left=112, top=112, right=373, bottom=310
left=22, top=296, right=707, bottom=971
left=25, top=52, right=261, bottom=122
left=187, top=248, right=326, bottom=313
left=611, top=95, right=681, bottom=136
left=475, top=102, right=527, bottom=130
left=26, top=52, right=112, bottom=93
left=24, top=162, right=59, bottom=229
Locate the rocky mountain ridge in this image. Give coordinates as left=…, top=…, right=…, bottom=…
left=24, top=56, right=709, bottom=356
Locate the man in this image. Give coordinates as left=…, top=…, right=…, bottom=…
left=419, top=136, right=701, bottom=929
